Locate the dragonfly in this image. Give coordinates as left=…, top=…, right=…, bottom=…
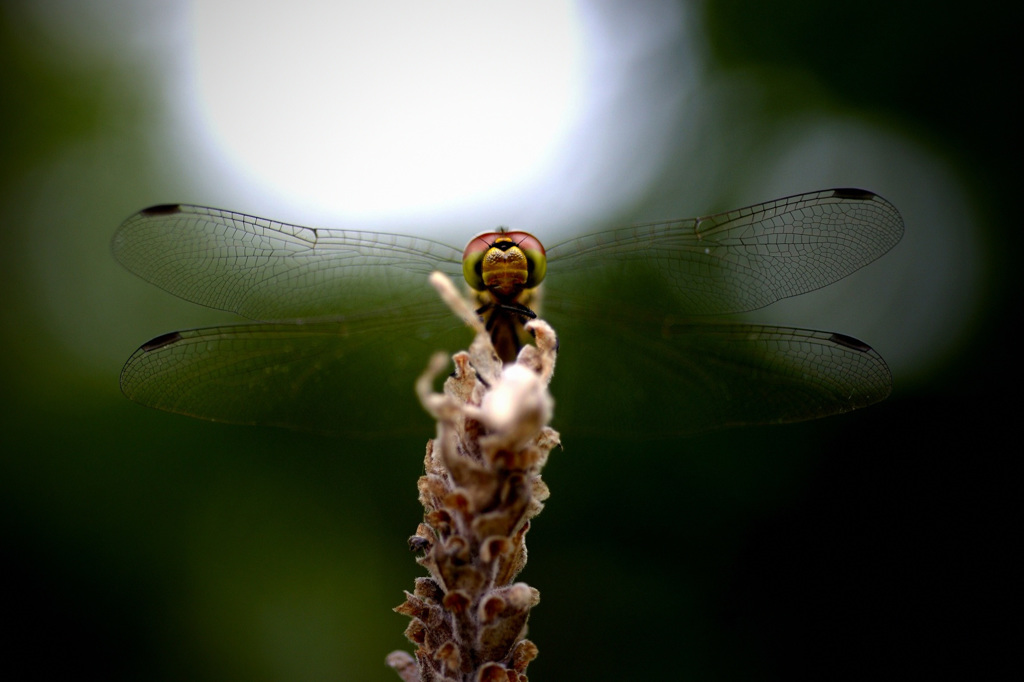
left=112, top=188, right=903, bottom=437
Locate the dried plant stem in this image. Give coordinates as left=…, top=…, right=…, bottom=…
left=387, top=273, right=560, bottom=682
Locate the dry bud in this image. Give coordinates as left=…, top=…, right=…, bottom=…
left=389, top=273, right=559, bottom=681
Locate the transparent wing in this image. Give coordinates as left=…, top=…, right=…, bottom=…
left=119, top=306, right=468, bottom=436
left=545, top=188, right=904, bottom=316
left=114, top=189, right=901, bottom=435
left=112, top=204, right=465, bottom=320
left=551, top=318, right=892, bottom=436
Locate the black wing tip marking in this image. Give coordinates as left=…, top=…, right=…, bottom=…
left=831, top=188, right=877, bottom=201
left=828, top=332, right=873, bottom=352
left=139, top=204, right=184, bottom=216
left=140, top=331, right=183, bottom=352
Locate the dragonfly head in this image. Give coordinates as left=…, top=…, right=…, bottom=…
left=462, top=229, right=547, bottom=298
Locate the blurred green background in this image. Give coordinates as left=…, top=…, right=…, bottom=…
left=2, top=1, right=1011, bottom=679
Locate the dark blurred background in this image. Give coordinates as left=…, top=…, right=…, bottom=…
left=2, top=1, right=1012, bottom=679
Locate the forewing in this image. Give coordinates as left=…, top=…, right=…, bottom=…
left=550, top=317, right=892, bottom=437
left=120, top=308, right=468, bottom=436
left=545, top=188, right=904, bottom=316
left=112, top=204, right=464, bottom=320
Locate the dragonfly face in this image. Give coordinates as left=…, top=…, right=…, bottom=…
left=462, top=230, right=548, bottom=298
left=112, top=188, right=904, bottom=437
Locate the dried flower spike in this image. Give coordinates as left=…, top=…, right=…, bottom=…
left=387, top=273, right=559, bottom=682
